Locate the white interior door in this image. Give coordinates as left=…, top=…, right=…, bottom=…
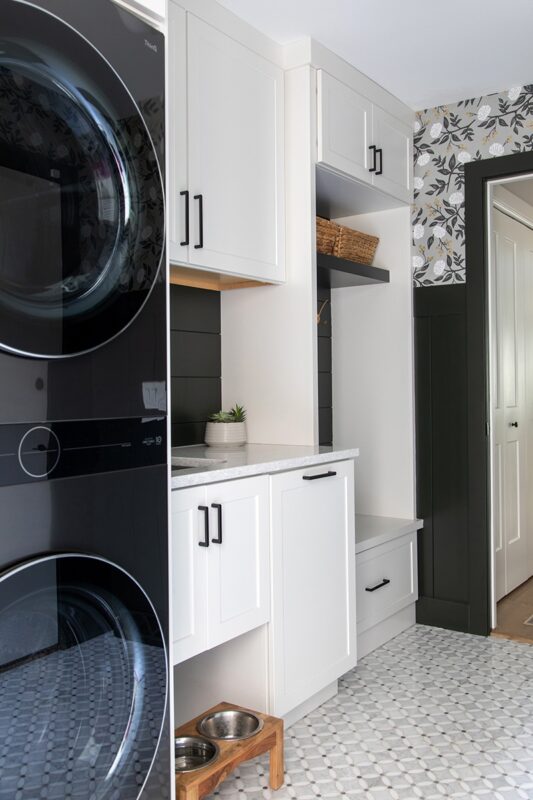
left=491, top=208, right=531, bottom=601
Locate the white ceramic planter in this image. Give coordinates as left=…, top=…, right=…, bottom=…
left=205, top=421, right=247, bottom=449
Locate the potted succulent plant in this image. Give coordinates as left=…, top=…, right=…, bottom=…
left=204, top=404, right=247, bottom=449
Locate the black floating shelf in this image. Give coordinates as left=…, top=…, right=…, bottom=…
left=317, top=252, right=390, bottom=289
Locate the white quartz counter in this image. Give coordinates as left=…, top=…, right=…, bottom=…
left=171, top=443, right=359, bottom=489
left=355, top=514, right=423, bottom=554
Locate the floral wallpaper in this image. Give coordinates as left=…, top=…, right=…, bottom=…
left=412, top=85, right=533, bottom=286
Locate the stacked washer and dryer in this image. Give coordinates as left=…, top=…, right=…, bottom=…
left=0, top=1, right=171, bottom=798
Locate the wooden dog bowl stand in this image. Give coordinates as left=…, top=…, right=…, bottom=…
left=174, top=701, right=284, bottom=800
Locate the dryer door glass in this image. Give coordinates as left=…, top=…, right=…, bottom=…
left=0, top=2, right=164, bottom=358
left=0, top=555, right=167, bottom=800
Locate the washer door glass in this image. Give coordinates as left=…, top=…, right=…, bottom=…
left=0, top=555, right=168, bottom=800
left=0, top=2, right=164, bottom=358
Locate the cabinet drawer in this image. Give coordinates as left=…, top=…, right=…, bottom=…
left=356, top=532, right=417, bottom=633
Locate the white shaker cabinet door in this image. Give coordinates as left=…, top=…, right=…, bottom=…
left=206, top=476, right=270, bottom=649
left=168, top=1, right=189, bottom=264
left=171, top=487, right=208, bottom=664
left=317, top=70, right=373, bottom=185
left=186, top=14, right=285, bottom=282
left=371, top=105, right=412, bottom=203
left=270, top=461, right=356, bottom=717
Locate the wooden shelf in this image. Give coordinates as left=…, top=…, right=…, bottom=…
left=170, top=264, right=268, bottom=292
left=317, top=253, right=390, bottom=289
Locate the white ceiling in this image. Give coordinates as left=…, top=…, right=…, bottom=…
left=216, top=0, right=533, bottom=110
left=502, top=179, right=533, bottom=209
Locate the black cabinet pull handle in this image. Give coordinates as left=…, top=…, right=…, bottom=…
left=211, top=503, right=223, bottom=544
left=194, top=194, right=203, bottom=249
left=376, top=148, right=383, bottom=176
left=368, top=144, right=377, bottom=173
left=180, top=190, right=189, bottom=246
left=198, top=505, right=209, bottom=547
left=510, top=421, right=518, bottom=428
left=365, top=578, right=390, bottom=593
left=302, top=470, right=337, bottom=481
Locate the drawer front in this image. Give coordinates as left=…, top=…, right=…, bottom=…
left=356, top=532, right=417, bottom=633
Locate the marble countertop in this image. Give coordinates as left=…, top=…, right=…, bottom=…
left=171, top=443, right=359, bottom=489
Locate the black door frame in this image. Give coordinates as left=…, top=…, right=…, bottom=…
left=464, top=151, right=533, bottom=635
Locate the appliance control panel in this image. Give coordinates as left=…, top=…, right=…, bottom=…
left=0, top=417, right=166, bottom=486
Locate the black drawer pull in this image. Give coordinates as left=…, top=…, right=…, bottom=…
left=180, top=190, right=189, bottom=246
left=198, top=505, right=209, bottom=547
left=211, top=503, right=222, bottom=544
left=376, top=148, right=383, bottom=176
left=302, top=470, right=337, bottom=481
left=365, top=578, right=390, bottom=593
left=368, top=144, right=377, bottom=173
left=194, top=193, right=204, bottom=249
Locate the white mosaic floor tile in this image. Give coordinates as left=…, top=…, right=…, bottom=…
left=209, top=625, right=533, bottom=800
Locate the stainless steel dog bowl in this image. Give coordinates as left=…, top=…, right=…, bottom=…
left=197, top=709, right=264, bottom=741
left=174, top=736, right=219, bottom=773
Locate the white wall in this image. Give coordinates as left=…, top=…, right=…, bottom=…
left=173, top=627, right=268, bottom=726
left=332, top=206, right=415, bottom=518
left=221, top=66, right=318, bottom=445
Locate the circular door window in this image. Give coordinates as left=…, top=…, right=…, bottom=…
left=0, top=2, right=164, bottom=358
left=0, top=555, right=168, bottom=800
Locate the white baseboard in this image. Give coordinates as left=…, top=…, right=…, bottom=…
left=357, top=604, right=416, bottom=659
left=283, top=681, right=338, bottom=729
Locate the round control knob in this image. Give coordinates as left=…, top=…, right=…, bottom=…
left=18, top=426, right=61, bottom=478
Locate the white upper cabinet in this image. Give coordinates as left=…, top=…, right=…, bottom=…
left=371, top=105, right=412, bottom=203
left=168, top=6, right=285, bottom=283
left=317, top=70, right=372, bottom=184
left=317, top=70, right=412, bottom=204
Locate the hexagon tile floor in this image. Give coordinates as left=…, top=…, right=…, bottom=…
left=210, top=624, right=533, bottom=800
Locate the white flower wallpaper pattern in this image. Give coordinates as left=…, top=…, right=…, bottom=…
left=412, top=85, right=533, bottom=286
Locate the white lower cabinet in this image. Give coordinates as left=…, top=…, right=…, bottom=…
left=356, top=529, right=418, bottom=659
left=356, top=532, right=417, bottom=634
left=269, top=460, right=357, bottom=717
left=171, top=475, right=270, bottom=664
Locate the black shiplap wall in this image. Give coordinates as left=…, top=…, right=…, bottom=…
left=170, top=285, right=221, bottom=447
left=317, top=287, right=333, bottom=446
left=414, top=285, right=470, bottom=632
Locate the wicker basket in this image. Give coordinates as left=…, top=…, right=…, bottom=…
left=333, top=225, right=379, bottom=265
left=316, top=217, right=339, bottom=255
